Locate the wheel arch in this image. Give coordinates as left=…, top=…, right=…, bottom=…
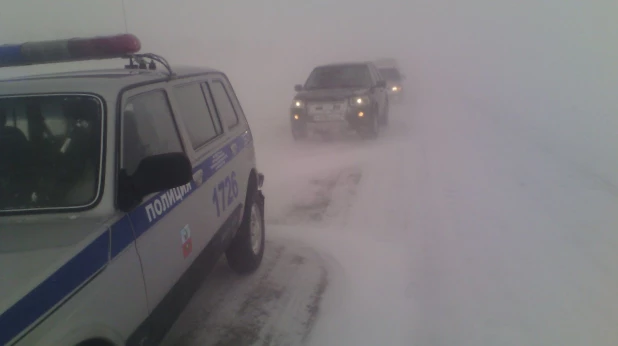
left=76, top=337, right=116, bottom=346
left=246, top=168, right=259, bottom=202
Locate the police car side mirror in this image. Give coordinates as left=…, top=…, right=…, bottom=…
left=118, top=152, right=192, bottom=212
left=133, top=152, right=193, bottom=196
left=294, top=84, right=303, bottom=92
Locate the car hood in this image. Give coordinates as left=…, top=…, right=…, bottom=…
left=294, top=87, right=370, bottom=102
left=0, top=217, right=112, bottom=317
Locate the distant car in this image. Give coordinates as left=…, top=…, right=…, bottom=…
left=290, top=62, right=389, bottom=140
left=0, top=34, right=265, bottom=346
left=378, top=66, right=405, bottom=103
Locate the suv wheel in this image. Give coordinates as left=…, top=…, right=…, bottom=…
left=291, top=124, right=308, bottom=141
left=226, top=187, right=265, bottom=274
left=360, top=111, right=379, bottom=140
left=381, top=100, right=390, bottom=126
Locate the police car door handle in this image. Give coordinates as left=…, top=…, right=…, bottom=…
left=193, top=169, right=204, bottom=187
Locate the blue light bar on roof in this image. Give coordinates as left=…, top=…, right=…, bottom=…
left=0, top=34, right=141, bottom=68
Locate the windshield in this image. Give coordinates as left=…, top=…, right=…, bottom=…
left=0, top=95, right=103, bottom=212
left=378, top=68, right=401, bottom=82
left=304, top=64, right=372, bottom=90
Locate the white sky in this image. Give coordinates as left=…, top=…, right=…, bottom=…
left=1, top=0, right=617, bottom=178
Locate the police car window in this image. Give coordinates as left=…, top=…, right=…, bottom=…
left=173, top=83, right=220, bottom=149
left=217, top=82, right=247, bottom=125
left=209, top=81, right=239, bottom=128
left=122, top=90, right=183, bottom=176
left=201, top=83, right=223, bottom=134
left=0, top=95, right=103, bottom=212
left=42, top=103, right=69, bottom=136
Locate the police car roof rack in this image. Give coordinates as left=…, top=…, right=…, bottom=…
left=125, top=52, right=175, bottom=78
left=0, top=33, right=173, bottom=78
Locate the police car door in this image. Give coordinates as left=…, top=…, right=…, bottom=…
left=120, top=87, right=196, bottom=311
left=167, top=79, right=229, bottom=256
left=203, top=75, right=252, bottom=238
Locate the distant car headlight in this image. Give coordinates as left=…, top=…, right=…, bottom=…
left=349, top=96, right=370, bottom=106
left=392, top=86, right=400, bottom=92
left=291, top=100, right=304, bottom=108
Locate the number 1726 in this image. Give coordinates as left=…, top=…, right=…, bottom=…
left=212, top=171, right=239, bottom=217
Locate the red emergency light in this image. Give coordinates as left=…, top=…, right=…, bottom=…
left=0, top=34, right=141, bottom=68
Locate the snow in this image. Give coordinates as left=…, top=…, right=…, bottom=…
left=261, top=88, right=618, bottom=345
left=165, top=87, right=618, bottom=345
left=161, top=239, right=327, bottom=345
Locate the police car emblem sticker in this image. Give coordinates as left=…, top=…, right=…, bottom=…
left=181, top=225, right=192, bottom=258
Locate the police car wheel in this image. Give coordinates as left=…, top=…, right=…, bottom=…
left=225, top=188, right=265, bottom=274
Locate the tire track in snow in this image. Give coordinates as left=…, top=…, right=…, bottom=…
left=269, top=166, right=363, bottom=228
left=161, top=241, right=328, bottom=346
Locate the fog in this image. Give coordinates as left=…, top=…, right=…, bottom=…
left=2, top=1, right=616, bottom=184
left=2, top=1, right=618, bottom=344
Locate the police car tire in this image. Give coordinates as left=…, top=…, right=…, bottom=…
left=225, top=188, right=265, bottom=274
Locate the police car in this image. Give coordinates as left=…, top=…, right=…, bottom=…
left=0, top=34, right=265, bottom=346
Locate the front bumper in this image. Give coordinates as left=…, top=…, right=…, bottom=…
left=387, top=89, right=404, bottom=101
left=290, top=104, right=373, bottom=131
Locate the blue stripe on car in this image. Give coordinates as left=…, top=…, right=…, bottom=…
left=0, top=131, right=252, bottom=345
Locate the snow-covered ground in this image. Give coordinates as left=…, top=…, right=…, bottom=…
left=164, top=88, right=618, bottom=346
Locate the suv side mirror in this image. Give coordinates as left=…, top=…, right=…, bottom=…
left=294, top=84, right=303, bottom=92
left=118, top=152, right=193, bottom=212
left=376, top=80, right=386, bottom=88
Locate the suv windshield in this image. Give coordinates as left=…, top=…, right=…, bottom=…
left=304, top=64, right=372, bottom=90
left=378, top=68, right=401, bottom=82
left=0, top=95, right=103, bottom=212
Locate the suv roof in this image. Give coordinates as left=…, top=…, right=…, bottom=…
left=0, top=65, right=222, bottom=95
left=315, top=62, right=372, bottom=69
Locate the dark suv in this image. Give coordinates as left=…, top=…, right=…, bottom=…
left=378, top=66, right=405, bottom=103
left=290, top=62, right=389, bottom=140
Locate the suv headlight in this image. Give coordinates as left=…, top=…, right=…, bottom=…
left=291, top=100, right=304, bottom=108
left=349, top=96, right=370, bottom=107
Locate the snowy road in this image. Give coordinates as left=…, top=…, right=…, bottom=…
left=164, top=91, right=618, bottom=345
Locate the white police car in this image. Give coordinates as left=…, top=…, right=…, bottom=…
left=0, top=34, right=265, bottom=346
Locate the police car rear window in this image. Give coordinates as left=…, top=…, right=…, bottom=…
left=0, top=95, right=103, bottom=212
